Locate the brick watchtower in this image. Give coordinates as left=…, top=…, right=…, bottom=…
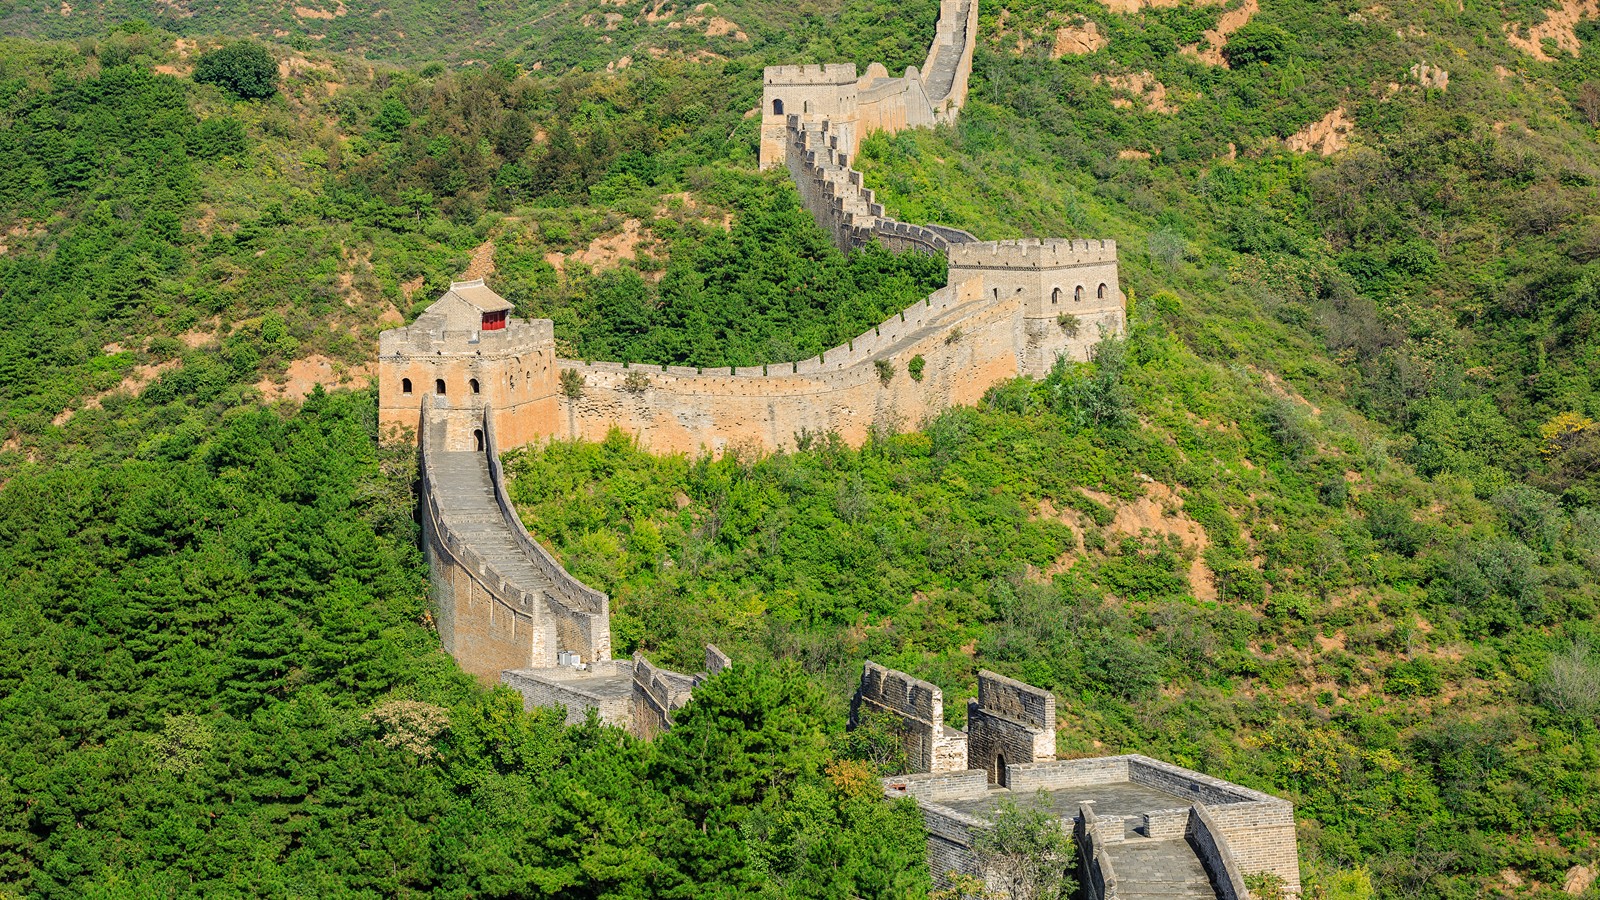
left=377, top=279, right=560, bottom=451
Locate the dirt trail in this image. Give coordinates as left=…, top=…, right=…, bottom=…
left=459, top=240, right=496, bottom=281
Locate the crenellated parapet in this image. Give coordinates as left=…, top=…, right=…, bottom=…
left=947, top=238, right=1120, bottom=269
left=759, top=0, right=976, bottom=171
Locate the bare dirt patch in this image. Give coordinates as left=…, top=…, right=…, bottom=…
left=459, top=240, right=496, bottom=281
left=1566, top=865, right=1595, bottom=896
left=0, top=220, right=44, bottom=255
left=546, top=220, right=648, bottom=275
left=58, top=358, right=181, bottom=425
left=256, top=355, right=372, bottom=403
left=1076, top=483, right=1216, bottom=600
left=1096, top=71, right=1178, bottom=112
left=1180, top=0, right=1258, bottom=66
left=1286, top=107, right=1354, bottom=156
left=1118, top=148, right=1153, bottom=160
left=1505, top=0, right=1598, bottom=61
left=1410, top=62, right=1449, bottom=90
left=278, top=53, right=335, bottom=80
left=293, top=0, right=346, bottom=20
left=400, top=275, right=425, bottom=301
left=1053, top=19, right=1108, bottom=56
left=704, top=16, right=748, bottom=40
left=1101, top=0, right=1225, bottom=12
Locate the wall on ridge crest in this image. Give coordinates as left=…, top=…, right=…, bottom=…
left=759, top=0, right=978, bottom=170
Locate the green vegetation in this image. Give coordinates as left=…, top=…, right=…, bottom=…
left=192, top=42, right=277, bottom=99
left=0, top=389, right=930, bottom=896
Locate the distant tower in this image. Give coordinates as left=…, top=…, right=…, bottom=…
left=377, top=279, right=560, bottom=449
left=947, top=240, right=1124, bottom=373
left=760, top=63, right=861, bottom=170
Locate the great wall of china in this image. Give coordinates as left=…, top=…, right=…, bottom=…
left=378, top=1, right=1300, bottom=893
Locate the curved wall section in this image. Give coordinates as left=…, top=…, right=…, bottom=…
left=418, top=396, right=610, bottom=683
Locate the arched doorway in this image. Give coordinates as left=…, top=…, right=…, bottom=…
left=772, top=98, right=784, bottom=115
left=435, top=378, right=446, bottom=395
left=401, top=378, right=412, bottom=394
left=474, top=429, right=484, bottom=452
left=470, top=378, right=481, bottom=394
left=995, top=752, right=1008, bottom=786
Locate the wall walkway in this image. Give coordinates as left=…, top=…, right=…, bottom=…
left=419, top=397, right=610, bottom=682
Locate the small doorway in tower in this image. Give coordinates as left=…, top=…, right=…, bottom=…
left=995, top=752, right=1008, bottom=786
left=470, top=378, right=481, bottom=394
left=773, top=98, right=784, bottom=115
left=474, top=429, right=484, bottom=452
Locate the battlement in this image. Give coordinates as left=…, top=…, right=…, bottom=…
left=764, top=63, right=858, bottom=86
left=948, top=238, right=1119, bottom=270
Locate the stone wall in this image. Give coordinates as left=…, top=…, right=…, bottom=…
left=547, top=278, right=1031, bottom=455
left=1188, top=803, right=1250, bottom=900
left=501, top=664, right=635, bottom=727
left=759, top=0, right=977, bottom=170
left=852, top=661, right=968, bottom=774
left=632, top=653, right=698, bottom=741
left=966, top=670, right=1057, bottom=784
left=416, top=399, right=612, bottom=682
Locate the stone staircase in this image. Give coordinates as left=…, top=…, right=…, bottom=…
left=1103, top=836, right=1219, bottom=900
left=923, top=0, right=974, bottom=105
left=428, top=442, right=560, bottom=602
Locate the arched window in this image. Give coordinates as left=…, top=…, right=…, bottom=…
left=1074, top=286, right=1084, bottom=303
left=1051, top=287, right=1061, bottom=305
left=473, top=429, right=484, bottom=452
left=803, top=100, right=810, bottom=114
left=470, top=378, right=481, bottom=395
left=401, top=378, right=412, bottom=395
left=772, top=98, right=784, bottom=115
left=435, top=378, right=446, bottom=395
left=1098, top=283, right=1108, bottom=300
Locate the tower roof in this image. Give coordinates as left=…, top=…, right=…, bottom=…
left=443, top=279, right=513, bottom=313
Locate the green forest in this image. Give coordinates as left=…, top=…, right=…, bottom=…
left=1, top=0, right=1600, bottom=896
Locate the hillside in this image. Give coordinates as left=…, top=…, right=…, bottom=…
left=0, top=0, right=1599, bottom=897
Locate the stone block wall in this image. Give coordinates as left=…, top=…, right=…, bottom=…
left=547, top=278, right=1029, bottom=455
left=966, top=670, right=1056, bottom=783
left=853, top=661, right=968, bottom=774
left=1004, top=757, right=1131, bottom=793
left=501, top=665, right=635, bottom=727
left=632, top=653, right=698, bottom=741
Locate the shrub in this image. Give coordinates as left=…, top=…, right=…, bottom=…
left=1384, top=658, right=1442, bottom=697
left=192, top=42, right=278, bottom=100
left=1056, top=313, right=1080, bottom=337
left=1541, top=644, right=1600, bottom=722
left=622, top=370, right=650, bottom=393
left=560, top=368, right=585, bottom=399
left=875, top=359, right=894, bottom=384
left=970, top=799, right=1076, bottom=900
left=1223, top=23, right=1293, bottom=67
left=908, top=354, right=926, bottom=381
left=945, top=327, right=962, bottom=345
